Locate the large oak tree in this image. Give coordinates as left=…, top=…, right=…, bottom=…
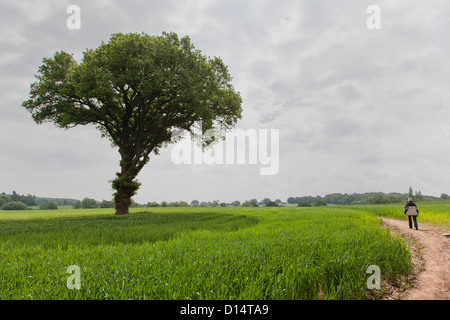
left=23, top=32, right=242, bottom=215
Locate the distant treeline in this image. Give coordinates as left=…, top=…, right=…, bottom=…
left=0, top=191, right=78, bottom=207
left=2, top=189, right=449, bottom=211
left=148, top=190, right=447, bottom=208
left=287, top=191, right=443, bottom=205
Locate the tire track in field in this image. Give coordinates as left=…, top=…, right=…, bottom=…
left=381, top=217, right=450, bottom=300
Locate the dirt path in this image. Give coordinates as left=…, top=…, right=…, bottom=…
left=381, top=217, right=450, bottom=300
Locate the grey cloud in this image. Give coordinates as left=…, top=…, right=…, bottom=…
left=337, top=84, right=361, bottom=100
left=2, top=0, right=450, bottom=202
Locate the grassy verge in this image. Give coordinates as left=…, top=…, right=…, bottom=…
left=347, top=200, right=450, bottom=228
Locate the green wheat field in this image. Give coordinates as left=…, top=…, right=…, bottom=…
left=1, top=201, right=449, bottom=300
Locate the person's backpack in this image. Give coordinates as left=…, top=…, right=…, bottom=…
left=406, top=206, right=419, bottom=216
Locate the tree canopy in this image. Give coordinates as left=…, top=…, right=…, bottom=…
left=23, top=32, right=242, bottom=215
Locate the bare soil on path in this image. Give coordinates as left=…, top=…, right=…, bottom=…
left=381, top=217, right=450, bottom=300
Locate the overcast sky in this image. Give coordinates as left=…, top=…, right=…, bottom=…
left=1, top=0, right=450, bottom=204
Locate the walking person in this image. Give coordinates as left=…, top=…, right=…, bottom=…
left=404, top=197, right=419, bottom=230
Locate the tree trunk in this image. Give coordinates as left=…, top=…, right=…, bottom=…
left=115, top=188, right=131, bottom=215
left=112, top=174, right=141, bottom=216
left=112, top=152, right=142, bottom=215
